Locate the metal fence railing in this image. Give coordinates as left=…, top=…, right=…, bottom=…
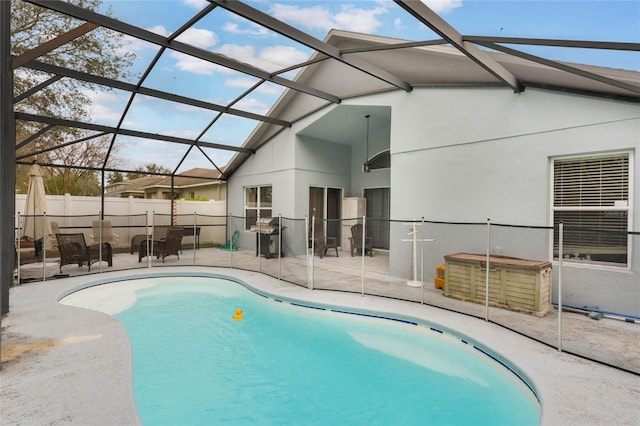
left=12, top=212, right=640, bottom=374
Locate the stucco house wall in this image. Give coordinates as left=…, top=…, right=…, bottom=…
left=385, top=87, right=638, bottom=315
left=228, top=86, right=639, bottom=315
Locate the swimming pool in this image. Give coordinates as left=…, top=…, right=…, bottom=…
left=61, top=274, right=540, bottom=425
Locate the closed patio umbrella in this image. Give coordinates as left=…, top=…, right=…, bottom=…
left=21, top=162, right=51, bottom=258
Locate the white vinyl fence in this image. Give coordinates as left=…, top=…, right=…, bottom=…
left=15, top=194, right=227, bottom=247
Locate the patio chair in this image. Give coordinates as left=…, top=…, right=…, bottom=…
left=90, top=220, right=120, bottom=246
left=139, top=226, right=184, bottom=263
left=47, top=220, right=60, bottom=248
left=153, top=225, right=170, bottom=240
left=56, top=233, right=113, bottom=273
left=220, top=230, right=240, bottom=251
left=130, top=233, right=151, bottom=254
left=313, top=220, right=338, bottom=259
left=349, top=223, right=373, bottom=257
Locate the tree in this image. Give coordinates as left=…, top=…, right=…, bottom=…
left=126, top=163, right=172, bottom=180
left=107, top=171, right=124, bottom=185
left=12, top=0, right=135, bottom=194
left=15, top=129, right=123, bottom=195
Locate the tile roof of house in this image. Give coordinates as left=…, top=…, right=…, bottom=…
left=104, top=176, right=163, bottom=197
left=105, top=168, right=221, bottom=197
left=142, top=168, right=221, bottom=189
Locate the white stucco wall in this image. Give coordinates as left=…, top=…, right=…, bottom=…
left=228, top=86, right=640, bottom=315
left=387, top=87, right=639, bottom=315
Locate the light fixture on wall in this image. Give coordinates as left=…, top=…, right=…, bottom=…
left=363, top=114, right=371, bottom=173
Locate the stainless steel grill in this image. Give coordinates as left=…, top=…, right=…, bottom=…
left=249, top=217, right=285, bottom=259
left=249, top=217, right=281, bottom=234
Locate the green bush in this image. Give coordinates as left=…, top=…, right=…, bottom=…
left=180, top=197, right=209, bottom=201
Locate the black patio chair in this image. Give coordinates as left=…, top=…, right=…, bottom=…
left=139, top=226, right=184, bottom=263
left=55, top=233, right=112, bottom=273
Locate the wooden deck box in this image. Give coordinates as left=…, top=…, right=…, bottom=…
left=444, top=253, right=552, bottom=317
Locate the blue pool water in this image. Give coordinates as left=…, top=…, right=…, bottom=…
left=111, top=276, right=539, bottom=425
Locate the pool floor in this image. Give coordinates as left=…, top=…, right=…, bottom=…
left=69, top=276, right=540, bottom=425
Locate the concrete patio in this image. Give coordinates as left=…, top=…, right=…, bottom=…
left=2, top=246, right=639, bottom=425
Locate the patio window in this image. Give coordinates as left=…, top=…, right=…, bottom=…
left=245, top=185, right=272, bottom=229
left=552, top=152, right=631, bottom=266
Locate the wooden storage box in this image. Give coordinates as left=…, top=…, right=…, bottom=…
left=444, top=253, right=552, bottom=317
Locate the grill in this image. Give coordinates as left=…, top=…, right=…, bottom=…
left=249, top=217, right=281, bottom=234
left=249, top=217, right=285, bottom=259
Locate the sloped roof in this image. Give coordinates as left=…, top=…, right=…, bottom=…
left=104, top=168, right=220, bottom=197
left=222, top=29, right=640, bottom=177
left=144, top=168, right=222, bottom=189
left=104, top=175, right=163, bottom=197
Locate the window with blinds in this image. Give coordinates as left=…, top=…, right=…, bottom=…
left=552, top=153, right=630, bottom=266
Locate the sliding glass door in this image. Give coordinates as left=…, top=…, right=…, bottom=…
left=309, top=187, right=342, bottom=242
left=364, top=187, right=390, bottom=250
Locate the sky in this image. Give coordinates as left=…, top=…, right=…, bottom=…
left=86, top=0, right=640, bottom=174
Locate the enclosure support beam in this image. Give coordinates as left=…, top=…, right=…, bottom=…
left=0, top=0, right=15, bottom=318
left=25, top=60, right=292, bottom=128
left=14, top=75, right=63, bottom=103
left=15, top=112, right=254, bottom=155
left=12, top=22, right=98, bottom=69
left=472, top=41, right=640, bottom=95
left=213, top=0, right=412, bottom=92
left=394, top=0, right=522, bottom=92
left=25, top=0, right=340, bottom=104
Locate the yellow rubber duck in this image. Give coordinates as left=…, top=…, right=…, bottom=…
left=232, top=308, right=243, bottom=320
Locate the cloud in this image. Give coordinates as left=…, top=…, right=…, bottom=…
left=225, top=77, right=259, bottom=89
left=223, top=22, right=269, bottom=37
left=183, top=0, right=208, bottom=9
left=259, top=46, right=309, bottom=69
left=269, top=4, right=334, bottom=32
left=123, top=25, right=220, bottom=57
left=87, top=103, right=122, bottom=122
left=215, top=43, right=308, bottom=72
left=225, top=78, right=282, bottom=95
left=86, top=90, right=124, bottom=104
left=122, top=118, right=140, bottom=128
left=170, top=52, right=226, bottom=75
left=148, top=25, right=170, bottom=37
left=119, top=26, right=168, bottom=55
left=269, top=3, right=388, bottom=33
left=166, top=23, right=307, bottom=75
left=216, top=44, right=259, bottom=65
left=175, top=28, right=218, bottom=50
left=421, top=0, right=463, bottom=13
left=267, top=1, right=462, bottom=35
left=234, top=97, right=271, bottom=115
left=83, top=90, right=128, bottom=123
left=164, top=128, right=201, bottom=139
left=332, top=4, right=388, bottom=33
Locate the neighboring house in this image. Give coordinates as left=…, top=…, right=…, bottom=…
left=225, top=31, right=640, bottom=315
left=105, top=168, right=226, bottom=201
left=105, top=176, right=163, bottom=199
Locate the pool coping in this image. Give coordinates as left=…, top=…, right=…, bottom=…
left=2, top=266, right=640, bottom=425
